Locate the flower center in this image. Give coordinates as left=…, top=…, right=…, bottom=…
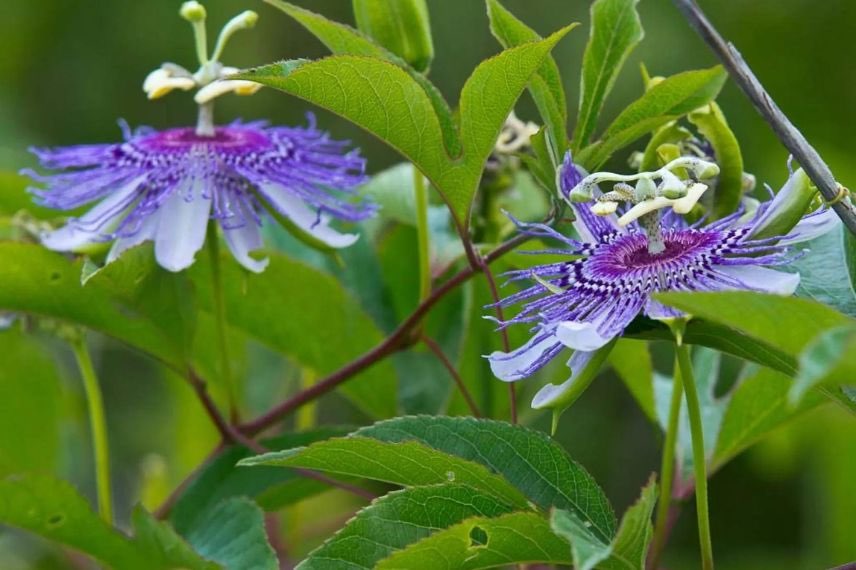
left=137, top=126, right=271, bottom=153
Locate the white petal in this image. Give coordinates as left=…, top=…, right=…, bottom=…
left=154, top=181, right=212, bottom=272
left=716, top=265, right=800, bottom=295
left=258, top=183, right=359, bottom=248
left=106, top=215, right=158, bottom=264
left=488, top=334, right=558, bottom=382
left=531, top=350, right=599, bottom=409
left=223, top=204, right=269, bottom=273
left=42, top=176, right=143, bottom=251
left=146, top=75, right=196, bottom=99
left=779, top=208, right=840, bottom=245
left=555, top=319, right=614, bottom=351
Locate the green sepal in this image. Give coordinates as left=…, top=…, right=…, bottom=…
left=751, top=167, right=817, bottom=240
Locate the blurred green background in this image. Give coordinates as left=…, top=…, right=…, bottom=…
left=0, top=1, right=854, bottom=569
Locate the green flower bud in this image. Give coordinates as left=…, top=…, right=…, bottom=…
left=353, top=0, right=434, bottom=72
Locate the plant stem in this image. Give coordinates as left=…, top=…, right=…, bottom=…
left=676, top=343, right=714, bottom=570
left=207, top=222, right=239, bottom=421
left=70, top=337, right=112, bottom=524
left=413, top=167, right=432, bottom=302
left=671, top=0, right=856, bottom=234
left=648, top=354, right=684, bottom=570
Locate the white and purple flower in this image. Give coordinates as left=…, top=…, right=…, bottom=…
left=25, top=118, right=372, bottom=273
left=489, top=153, right=837, bottom=409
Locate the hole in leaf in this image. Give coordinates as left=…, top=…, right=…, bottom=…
left=49, top=271, right=62, bottom=283
left=46, top=513, right=65, bottom=528
left=468, top=526, right=488, bottom=547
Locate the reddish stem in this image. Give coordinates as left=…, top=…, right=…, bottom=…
left=421, top=334, right=482, bottom=418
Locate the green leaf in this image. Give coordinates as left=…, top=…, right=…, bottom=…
left=551, top=477, right=657, bottom=570
left=578, top=66, right=728, bottom=170
left=297, top=485, right=515, bottom=570
left=486, top=0, right=573, bottom=153
left=0, top=474, right=220, bottom=570
left=357, top=416, right=617, bottom=541
left=791, top=223, right=856, bottom=317
left=712, top=365, right=826, bottom=471
left=573, top=0, right=643, bottom=150
left=239, top=436, right=530, bottom=509
left=790, top=325, right=856, bottom=406
left=654, top=291, right=855, bottom=359
left=190, top=252, right=397, bottom=419
left=170, top=427, right=352, bottom=534
left=265, top=0, right=460, bottom=156
left=237, top=26, right=573, bottom=228
left=185, top=498, right=278, bottom=570
left=688, top=102, right=743, bottom=218
left=376, top=511, right=571, bottom=569
left=0, top=242, right=185, bottom=369
left=352, top=0, right=434, bottom=72
left=0, top=330, right=62, bottom=475
left=608, top=339, right=656, bottom=423
left=130, top=508, right=220, bottom=570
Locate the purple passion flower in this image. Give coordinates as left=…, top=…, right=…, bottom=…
left=489, top=156, right=837, bottom=409
left=25, top=116, right=373, bottom=273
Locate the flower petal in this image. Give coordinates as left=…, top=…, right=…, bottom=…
left=223, top=203, right=269, bottom=273
left=779, top=208, right=839, bottom=245
left=154, top=181, right=212, bottom=272
left=41, top=176, right=143, bottom=251
left=715, top=265, right=800, bottom=295
left=555, top=319, right=614, bottom=351
left=106, top=215, right=158, bottom=263
left=258, top=183, right=359, bottom=248
left=487, top=332, right=562, bottom=382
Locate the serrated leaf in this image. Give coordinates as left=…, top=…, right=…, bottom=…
left=551, top=477, right=657, bottom=570
left=578, top=66, right=728, bottom=170
left=791, top=223, right=856, bottom=317
left=0, top=330, right=62, bottom=475
left=688, top=102, right=743, bottom=218
left=297, top=485, right=514, bottom=570
left=573, top=0, right=644, bottom=151
left=352, top=0, right=434, bottom=72
left=0, top=242, right=185, bottom=369
left=655, top=291, right=855, bottom=360
left=790, top=325, right=856, bottom=406
left=486, top=0, right=572, bottom=152
left=170, top=427, right=353, bottom=534
left=0, top=474, right=220, bottom=570
left=190, top=252, right=397, bottom=419
left=266, top=0, right=459, bottom=156
left=357, top=416, right=617, bottom=541
left=712, top=365, right=826, bottom=471
left=376, top=511, right=571, bottom=569
left=185, top=497, right=278, bottom=570
left=240, top=436, right=530, bottom=509
left=237, top=27, right=573, bottom=228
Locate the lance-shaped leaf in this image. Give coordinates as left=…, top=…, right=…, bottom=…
left=577, top=66, right=728, bottom=170
left=550, top=477, right=658, bottom=570
left=352, top=0, right=435, bottom=72
left=486, top=0, right=573, bottom=153
left=376, top=511, right=572, bottom=569
left=573, top=0, right=643, bottom=151
left=235, top=26, right=573, bottom=229
left=296, top=485, right=515, bottom=570
left=265, top=0, right=460, bottom=156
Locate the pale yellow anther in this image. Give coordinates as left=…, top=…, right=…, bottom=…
left=194, top=79, right=262, bottom=104
left=143, top=69, right=196, bottom=99
left=495, top=111, right=540, bottom=154
left=617, top=183, right=709, bottom=226
left=591, top=201, right=619, bottom=216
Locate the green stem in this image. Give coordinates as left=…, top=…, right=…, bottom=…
left=207, top=222, right=239, bottom=419
left=413, top=166, right=432, bottom=302
left=649, top=353, right=684, bottom=569
left=676, top=343, right=714, bottom=570
left=70, top=337, right=112, bottom=524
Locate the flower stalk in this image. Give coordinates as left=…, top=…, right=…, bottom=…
left=676, top=341, right=715, bottom=570
left=207, top=222, right=239, bottom=419
left=70, top=336, right=112, bottom=524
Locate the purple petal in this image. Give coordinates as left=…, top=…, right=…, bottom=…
left=487, top=332, right=563, bottom=382
left=258, top=183, right=358, bottom=248
left=223, top=202, right=269, bottom=273
left=714, top=265, right=800, bottom=295
left=555, top=319, right=614, bottom=351
left=106, top=215, right=158, bottom=263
